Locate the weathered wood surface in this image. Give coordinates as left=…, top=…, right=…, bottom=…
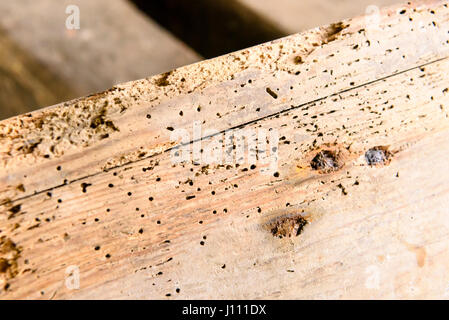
left=0, top=0, right=200, bottom=120
left=2, top=1, right=449, bottom=299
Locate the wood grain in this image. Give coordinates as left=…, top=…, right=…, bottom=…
left=1, top=0, right=449, bottom=299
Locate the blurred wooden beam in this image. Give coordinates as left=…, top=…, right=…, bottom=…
left=131, top=0, right=286, bottom=58
left=0, top=28, right=76, bottom=120
left=0, top=0, right=201, bottom=120
left=1, top=0, right=449, bottom=299
left=237, top=0, right=401, bottom=33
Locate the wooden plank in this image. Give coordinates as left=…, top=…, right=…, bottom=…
left=0, top=0, right=201, bottom=119
left=1, top=0, right=449, bottom=299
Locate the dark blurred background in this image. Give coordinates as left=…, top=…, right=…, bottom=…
left=0, top=0, right=399, bottom=120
